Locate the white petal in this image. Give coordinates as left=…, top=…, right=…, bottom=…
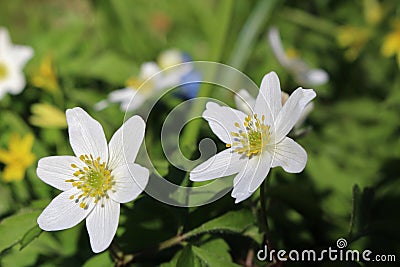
left=231, top=185, right=252, bottom=203
left=294, top=102, right=314, bottom=129
left=268, top=27, right=291, bottom=67
left=94, top=99, right=109, bottom=111
left=11, top=45, right=34, bottom=68
left=231, top=170, right=252, bottom=203
left=108, top=88, right=145, bottom=111
left=108, top=115, right=145, bottom=170
left=0, top=85, right=7, bottom=99
left=108, top=88, right=135, bottom=102
left=66, top=107, right=108, bottom=161
left=234, top=89, right=255, bottom=115
left=203, top=102, right=247, bottom=144
left=0, top=27, right=11, bottom=54
left=86, top=199, right=120, bottom=253
left=37, top=187, right=95, bottom=231
left=123, top=92, right=146, bottom=111
left=108, top=163, right=149, bottom=203
left=271, top=137, right=307, bottom=173
left=139, top=62, right=161, bottom=80
left=6, top=71, right=25, bottom=95
left=274, top=88, right=316, bottom=142
left=156, top=64, right=192, bottom=90
left=254, top=72, right=282, bottom=120
left=248, top=153, right=272, bottom=193
left=37, top=156, right=83, bottom=191
left=304, top=69, right=328, bottom=86
left=190, top=149, right=245, bottom=182
left=232, top=153, right=272, bottom=203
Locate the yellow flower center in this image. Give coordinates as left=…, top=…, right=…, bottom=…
left=66, top=154, right=115, bottom=209
left=226, top=114, right=271, bottom=158
left=0, top=61, right=8, bottom=80
left=125, top=76, right=155, bottom=95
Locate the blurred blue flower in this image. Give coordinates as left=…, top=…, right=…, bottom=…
left=158, top=50, right=201, bottom=99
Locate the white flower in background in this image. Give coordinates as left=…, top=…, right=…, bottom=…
left=96, top=49, right=191, bottom=112
left=0, top=27, right=34, bottom=99
left=190, top=72, right=316, bottom=203
left=268, top=27, right=328, bottom=87
left=37, top=107, right=149, bottom=253
left=234, top=88, right=314, bottom=132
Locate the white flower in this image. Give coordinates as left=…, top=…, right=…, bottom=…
left=0, top=27, right=33, bottom=99
left=234, top=88, right=314, bottom=131
left=37, top=107, right=149, bottom=253
left=268, top=27, right=328, bottom=87
left=97, top=50, right=191, bottom=112
left=190, top=72, right=316, bottom=203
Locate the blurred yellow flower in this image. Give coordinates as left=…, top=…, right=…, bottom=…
left=336, top=0, right=383, bottom=61
left=30, top=103, right=67, bottom=128
left=0, top=133, right=36, bottom=182
left=364, top=0, right=383, bottom=26
left=337, top=26, right=371, bottom=61
left=381, top=20, right=400, bottom=66
left=31, top=55, right=60, bottom=94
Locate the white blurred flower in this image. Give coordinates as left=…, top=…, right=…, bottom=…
left=97, top=49, right=191, bottom=112
left=190, top=72, right=316, bottom=203
left=37, top=107, right=149, bottom=253
left=0, top=27, right=33, bottom=99
left=268, top=27, right=328, bottom=87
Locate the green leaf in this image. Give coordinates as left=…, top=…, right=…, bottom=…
left=0, top=232, right=60, bottom=267
left=186, top=209, right=255, bottom=239
left=0, top=185, right=13, bottom=216
left=177, top=245, right=195, bottom=267
left=192, top=245, right=240, bottom=267
left=20, top=225, right=43, bottom=250
left=242, top=225, right=263, bottom=245
left=199, top=238, right=240, bottom=267
left=0, top=210, right=41, bottom=254
left=82, top=252, right=113, bottom=267
left=160, top=249, right=183, bottom=267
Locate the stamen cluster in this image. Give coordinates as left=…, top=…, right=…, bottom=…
left=65, top=154, right=115, bottom=209
left=226, top=114, right=271, bottom=157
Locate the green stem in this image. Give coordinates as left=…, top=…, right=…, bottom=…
left=259, top=174, right=279, bottom=264
left=227, top=0, right=280, bottom=69
left=260, top=178, right=270, bottom=242
left=180, top=0, right=279, bottom=158
left=179, top=0, right=234, bottom=155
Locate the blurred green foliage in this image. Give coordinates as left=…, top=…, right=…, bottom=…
left=0, top=0, right=399, bottom=266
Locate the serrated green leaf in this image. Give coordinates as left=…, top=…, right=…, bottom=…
left=20, top=225, right=43, bottom=250
left=82, top=252, right=113, bottom=267
left=186, top=209, right=255, bottom=239
left=0, top=210, right=41, bottom=254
